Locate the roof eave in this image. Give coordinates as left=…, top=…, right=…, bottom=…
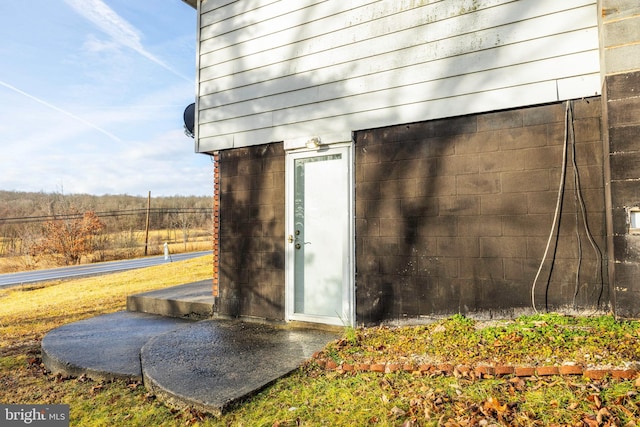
left=181, top=0, right=196, bottom=9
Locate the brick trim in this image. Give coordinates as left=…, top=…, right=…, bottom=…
left=212, top=152, right=220, bottom=297
left=311, top=354, right=638, bottom=379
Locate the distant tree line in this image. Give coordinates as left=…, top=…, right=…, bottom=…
left=0, top=191, right=212, bottom=266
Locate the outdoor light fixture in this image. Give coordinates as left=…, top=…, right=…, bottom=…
left=305, top=137, right=321, bottom=149
left=629, top=207, right=640, bottom=234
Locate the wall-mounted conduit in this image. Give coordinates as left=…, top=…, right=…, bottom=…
left=531, top=100, right=604, bottom=313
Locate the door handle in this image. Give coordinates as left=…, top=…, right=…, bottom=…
left=287, top=235, right=294, bottom=243
left=295, top=243, right=301, bottom=249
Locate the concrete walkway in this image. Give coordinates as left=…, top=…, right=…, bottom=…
left=142, top=320, right=339, bottom=415
left=41, top=282, right=340, bottom=415
left=42, top=312, right=194, bottom=381
left=126, top=280, right=216, bottom=319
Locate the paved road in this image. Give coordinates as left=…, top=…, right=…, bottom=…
left=0, top=251, right=212, bottom=289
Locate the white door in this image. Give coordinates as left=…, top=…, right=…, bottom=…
left=286, top=144, right=354, bottom=326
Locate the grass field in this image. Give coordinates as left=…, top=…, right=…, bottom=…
left=1, top=255, right=640, bottom=426
left=0, top=228, right=212, bottom=273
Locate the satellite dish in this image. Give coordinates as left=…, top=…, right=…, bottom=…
left=183, top=102, right=195, bottom=138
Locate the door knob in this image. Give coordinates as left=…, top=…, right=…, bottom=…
left=287, top=235, right=294, bottom=243
left=295, top=243, right=301, bottom=249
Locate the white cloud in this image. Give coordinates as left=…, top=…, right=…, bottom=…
left=82, top=34, right=119, bottom=54
left=64, top=0, right=191, bottom=81
left=1, top=126, right=210, bottom=196
left=62, top=130, right=211, bottom=196
left=0, top=1, right=202, bottom=196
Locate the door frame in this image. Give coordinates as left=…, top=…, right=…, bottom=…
left=284, top=141, right=355, bottom=327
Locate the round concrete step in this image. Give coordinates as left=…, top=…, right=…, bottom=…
left=42, top=312, right=194, bottom=381
left=141, top=320, right=339, bottom=415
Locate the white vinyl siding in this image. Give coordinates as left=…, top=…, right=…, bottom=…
left=195, top=0, right=600, bottom=152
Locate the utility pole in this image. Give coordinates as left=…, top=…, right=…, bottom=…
left=144, top=191, right=151, bottom=256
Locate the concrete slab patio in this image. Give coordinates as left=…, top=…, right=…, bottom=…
left=41, top=281, right=341, bottom=415
left=126, top=280, right=215, bottom=319
left=141, top=320, right=339, bottom=415
left=42, top=311, right=194, bottom=381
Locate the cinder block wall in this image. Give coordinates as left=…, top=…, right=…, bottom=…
left=604, top=70, right=640, bottom=317
left=598, top=0, right=640, bottom=318
left=217, top=143, right=286, bottom=320
left=355, top=98, right=608, bottom=324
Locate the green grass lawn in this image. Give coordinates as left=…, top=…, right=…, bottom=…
left=1, top=255, right=639, bottom=426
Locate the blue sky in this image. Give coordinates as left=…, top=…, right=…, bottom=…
left=0, top=0, right=210, bottom=197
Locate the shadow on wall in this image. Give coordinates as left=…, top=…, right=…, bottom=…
left=204, top=2, right=608, bottom=324
left=354, top=99, right=608, bottom=325
left=217, top=143, right=286, bottom=321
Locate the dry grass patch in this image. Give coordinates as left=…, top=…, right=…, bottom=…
left=0, top=228, right=212, bottom=273
left=0, top=254, right=212, bottom=355
left=2, top=261, right=640, bottom=426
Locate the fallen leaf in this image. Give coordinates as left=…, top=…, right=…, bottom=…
left=587, top=394, right=602, bottom=409
left=390, top=406, right=406, bottom=416
left=509, top=377, right=524, bottom=385
left=596, top=407, right=610, bottom=423
left=583, top=415, right=598, bottom=427
left=424, top=407, right=432, bottom=420
left=619, top=404, right=635, bottom=419
left=443, top=418, right=458, bottom=427
left=484, top=396, right=507, bottom=414
left=409, top=398, right=423, bottom=407
left=433, top=325, right=446, bottom=333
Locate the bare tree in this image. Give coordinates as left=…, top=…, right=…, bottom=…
left=32, top=210, right=105, bottom=265
left=170, top=208, right=194, bottom=250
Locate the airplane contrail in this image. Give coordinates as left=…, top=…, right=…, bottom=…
left=65, top=0, right=192, bottom=82
left=0, top=80, right=122, bottom=142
